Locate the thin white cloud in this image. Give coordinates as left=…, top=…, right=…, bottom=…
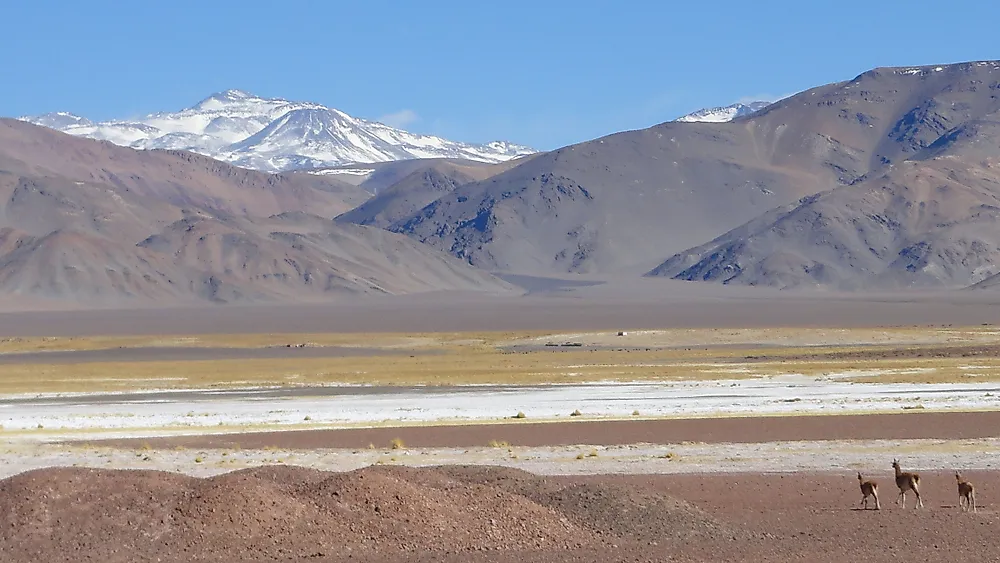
left=378, top=109, right=420, bottom=128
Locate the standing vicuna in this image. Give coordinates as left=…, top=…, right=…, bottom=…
left=956, top=472, right=976, bottom=512
left=892, top=459, right=923, bottom=509
left=857, top=472, right=880, bottom=510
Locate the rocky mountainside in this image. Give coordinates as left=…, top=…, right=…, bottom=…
left=11, top=59, right=1000, bottom=299
left=385, top=60, right=1000, bottom=289
left=19, top=90, right=536, bottom=173
left=335, top=156, right=536, bottom=229
left=647, top=62, right=1000, bottom=290
left=0, top=118, right=514, bottom=308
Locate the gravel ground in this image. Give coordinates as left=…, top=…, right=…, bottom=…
left=1, top=462, right=998, bottom=562
left=3, top=410, right=1000, bottom=561
left=3, top=436, right=1000, bottom=479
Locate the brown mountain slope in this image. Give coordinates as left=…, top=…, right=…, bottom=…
left=336, top=156, right=541, bottom=229
left=648, top=120, right=1000, bottom=290
left=0, top=121, right=515, bottom=308
left=336, top=164, right=480, bottom=228
left=0, top=118, right=370, bottom=218
left=360, top=158, right=500, bottom=193
left=0, top=173, right=185, bottom=241
left=390, top=60, right=1000, bottom=276
left=314, top=154, right=540, bottom=191
left=135, top=213, right=513, bottom=302
left=0, top=229, right=200, bottom=303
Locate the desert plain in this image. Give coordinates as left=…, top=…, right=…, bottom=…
left=1, top=285, right=1000, bottom=562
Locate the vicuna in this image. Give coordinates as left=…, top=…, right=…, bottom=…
left=956, top=472, right=976, bottom=512
left=892, top=459, right=923, bottom=509
left=857, top=472, right=880, bottom=510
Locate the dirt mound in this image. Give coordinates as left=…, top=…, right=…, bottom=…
left=0, top=464, right=748, bottom=562
left=0, top=467, right=190, bottom=561
left=298, top=465, right=593, bottom=553
left=435, top=465, right=746, bottom=543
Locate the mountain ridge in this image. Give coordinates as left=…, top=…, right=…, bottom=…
left=385, top=59, right=1000, bottom=289
left=674, top=100, right=773, bottom=123
left=0, top=118, right=516, bottom=308
left=19, top=90, right=536, bottom=173
left=646, top=60, right=1000, bottom=291
left=10, top=59, right=1000, bottom=305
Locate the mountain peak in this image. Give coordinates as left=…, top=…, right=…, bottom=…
left=191, top=89, right=265, bottom=110
left=218, top=88, right=255, bottom=98
left=20, top=112, right=93, bottom=130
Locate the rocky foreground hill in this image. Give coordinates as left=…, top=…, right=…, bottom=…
left=0, top=465, right=754, bottom=562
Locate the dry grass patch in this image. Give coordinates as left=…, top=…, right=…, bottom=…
left=1, top=327, right=1000, bottom=394
left=0, top=348, right=771, bottom=394
left=5, top=325, right=999, bottom=355
left=0, top=331, right=505, bottom=354
left=0, top=329, right=610, bottom=355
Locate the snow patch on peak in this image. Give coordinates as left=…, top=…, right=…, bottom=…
left=220, top=88, right=254, bottom=99
left=674, top=101, right=772, bottom=123
left=21, top=112, right=93, bottom=130
left=19, top=91, right=536, bottom=172
left=192, top=89, right=264, bottom=111
left=483, top=140, right=536, bottom=156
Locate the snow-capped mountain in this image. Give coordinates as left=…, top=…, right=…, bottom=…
left=26, top=111, right=94, bottom=130
left=19, top=90, right=536, bottom=173
left=674, top=101, right=772, bottom=123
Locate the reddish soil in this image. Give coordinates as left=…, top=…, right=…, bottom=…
left=0, top=464, right=751, bottom=563
left=620, top=469, right=1000, bottom=562
left=1, top=464, right=999, bottom=562
left=92, top=410, right=1000, bottom=451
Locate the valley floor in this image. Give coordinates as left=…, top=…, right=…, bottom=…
left=3, top=296, right=1000, bottom=561
left=2, top=414, right=1000, bottom=562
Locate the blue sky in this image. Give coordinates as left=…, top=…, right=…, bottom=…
left=2, top=0, right=997, bottom=150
